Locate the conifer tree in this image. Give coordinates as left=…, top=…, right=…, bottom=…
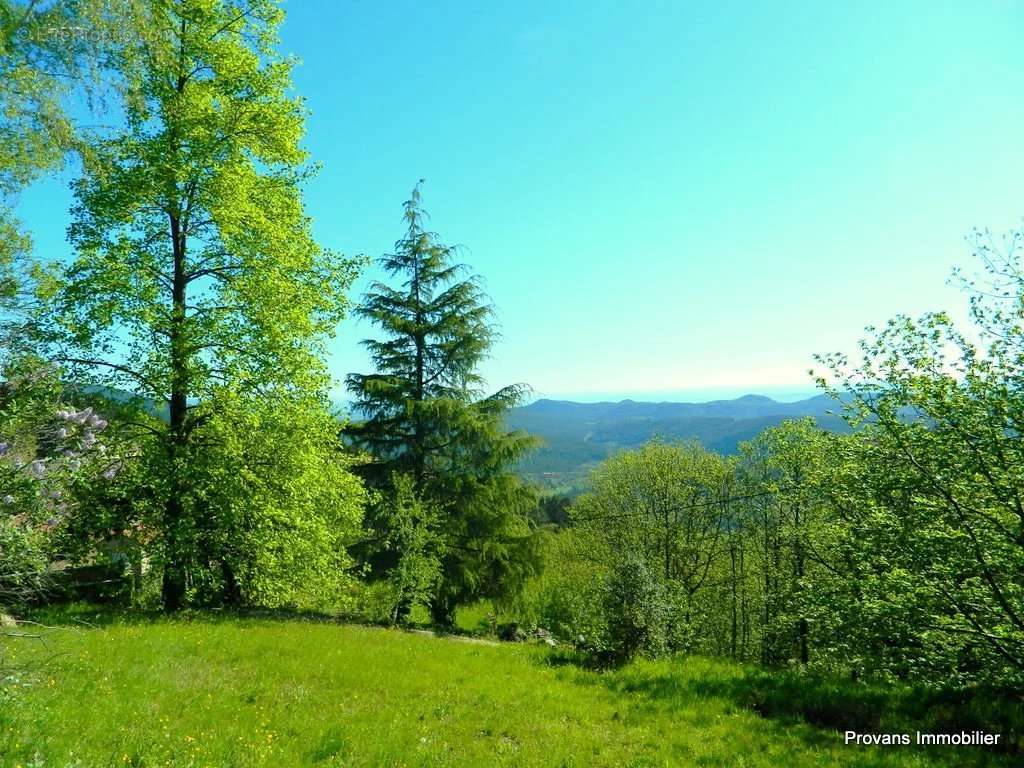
left=346, top=183, right=540, bottom=625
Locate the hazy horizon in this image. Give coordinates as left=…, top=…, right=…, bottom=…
left=334, top=384, right=823, bottom=410
left=523, top=385, right=822, bottom=404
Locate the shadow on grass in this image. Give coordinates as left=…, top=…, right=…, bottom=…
left=20, top=602, right=165, bottom=629
left=19, top=601, right=494, bottom=642
left=541, top=647, right=615, bottom=670
left=593, top=659, right=1023, bottom=759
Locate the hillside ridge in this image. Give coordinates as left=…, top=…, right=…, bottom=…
left=508, top=392, right=849, bottom=488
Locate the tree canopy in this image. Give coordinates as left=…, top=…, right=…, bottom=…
left=46, top=0, right=365, bottom=609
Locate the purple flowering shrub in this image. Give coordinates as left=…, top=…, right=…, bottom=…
left=0, top=361, right=117, bottom=608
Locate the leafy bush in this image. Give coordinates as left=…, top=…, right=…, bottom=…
left=373, top=474, right=444, bottom=624
left=0, top=359, right=116, bottom=612
left=602, top=556, right=669, bottom=664
left=513, top=530, right=606, bottom=645
left=344, top=580, right=406, bottom=625
left=0, top=517, right=48, bottom=608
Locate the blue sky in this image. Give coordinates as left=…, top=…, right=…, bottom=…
left=14, top=1, right=1024, bottom=402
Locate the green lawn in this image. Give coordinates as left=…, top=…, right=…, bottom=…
left=0, top=611, right=1011, bottom=768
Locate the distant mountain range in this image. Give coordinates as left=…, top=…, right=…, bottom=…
left=76, top=384, right=851, bottom=492
left=507, top=393, right=850, bottom=490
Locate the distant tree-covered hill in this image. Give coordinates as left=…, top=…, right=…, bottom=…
left=507, top=393, right=850, bottom=490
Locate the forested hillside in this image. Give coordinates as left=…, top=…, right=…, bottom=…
left=509, top=393, right=851, bottom=486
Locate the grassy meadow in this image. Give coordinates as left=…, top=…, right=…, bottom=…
left=0, top=609, right=1014, bottom=768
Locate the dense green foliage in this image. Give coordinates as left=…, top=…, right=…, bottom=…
left=811, top=229, right=1024, bottom=686
left=43, top=0, right=364, bottom=609
left=345, top=184, right=541, bottom=625
left=1, top=0, right=108, bottom=190
left=568, top=441, right=732, bottom=656
left=513, top=230, right=1024, bottom=700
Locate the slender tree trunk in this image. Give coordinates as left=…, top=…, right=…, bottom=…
left=794, top=500, right=809, bottom=665
left=729, top=538, right=738, bottom=659
left=162, top=207, right=188, bottom=612
left=392, top=596, right=413, bottom=625
left=161, top=44, right=190, bottom=612
left=663, top=502, right=672, bottom=582
left=762, top=506, right=771, bottom=664
left=411, top=245, right=426, bottom=491
left=413, top=329, right=425, bottom=489
left=221, top=560, right=242, bottom=606
left=430, top=593, right=455, bottom=628
left=739, top=532, right=749, bottom=659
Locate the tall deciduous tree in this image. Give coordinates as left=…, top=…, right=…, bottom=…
left=49, top=0, right=363, bottom=609
left=815, top=227, right=1024, bottom=685
left=346, top=183, right=540, bottom=625
left=736, top=419, right=836, bottom=666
